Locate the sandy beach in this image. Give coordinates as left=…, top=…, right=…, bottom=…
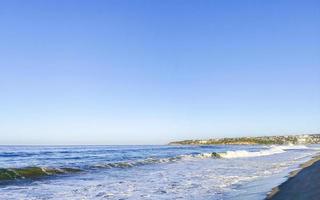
left=267, top=154, right=320, bottom=200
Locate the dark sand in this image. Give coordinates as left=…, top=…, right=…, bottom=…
left=266, top=155, right=320, bottom=200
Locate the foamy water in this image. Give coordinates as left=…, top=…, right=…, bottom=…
left=0, top=145, right=318, bottom=199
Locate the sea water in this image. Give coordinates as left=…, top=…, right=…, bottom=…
left=0, top=144, right=318, bottom=200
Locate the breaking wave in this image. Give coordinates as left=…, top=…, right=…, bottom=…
left=0, top=145, right=307, bottom=181
left=218, top=147, right=285, bottom=158
left=218, top=145, right=309, bottom=159
left=0, top=153, right=221, bottom=181
left=274, top=145, right=308, bottom=150
left=93, top=152, right=222, bottom=169
left=0, top=167, right=82, bottom=181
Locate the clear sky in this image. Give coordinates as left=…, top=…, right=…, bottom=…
left=0, top=0, right=319, bottom=145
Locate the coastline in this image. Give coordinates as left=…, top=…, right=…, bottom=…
left=266, top=153, right=320, bottom=200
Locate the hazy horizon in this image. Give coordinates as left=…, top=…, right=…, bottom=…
left=0, top=0, right=319, bottom=145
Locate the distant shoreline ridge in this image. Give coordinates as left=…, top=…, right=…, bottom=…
left=169, top=134, right=320, bottom=145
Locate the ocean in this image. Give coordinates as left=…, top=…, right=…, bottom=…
left=0, top=144, right=318, bottom=200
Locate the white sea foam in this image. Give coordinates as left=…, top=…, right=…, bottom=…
left=218, top=145, right=309, bottom=159
left=181, top=152, right=215, bottom=159
left=219, top=146, right=284, bottom=158
left=94, top=145, right=311, bottom=168
left=274, top=145, right=308, bottom=150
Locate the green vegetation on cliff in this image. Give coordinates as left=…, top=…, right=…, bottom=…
left=169, top=134, right=320, bottom=145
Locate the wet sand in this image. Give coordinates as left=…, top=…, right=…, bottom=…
left=266, top=155, right=320, bottom=200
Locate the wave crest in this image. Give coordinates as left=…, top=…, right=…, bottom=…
left=0, top=167, right=82, bottom=181
left=218, top=145, right=308, bottom=159
left=93, top=152, right=222, bottom=169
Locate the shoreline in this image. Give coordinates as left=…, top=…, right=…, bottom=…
left=266, top=153, right=320, bottom=200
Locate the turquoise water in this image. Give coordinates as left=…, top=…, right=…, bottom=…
left=0, top=145, right=318, bottom=199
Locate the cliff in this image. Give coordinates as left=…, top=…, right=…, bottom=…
left=169, top=134, right=320, bottom=145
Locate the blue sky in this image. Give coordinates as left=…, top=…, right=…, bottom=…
left=0, top=0, right=319, bottom=144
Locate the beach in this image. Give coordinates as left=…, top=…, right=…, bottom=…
left=267, top=154, right=320, bottom=200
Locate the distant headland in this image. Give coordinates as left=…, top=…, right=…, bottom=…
left=169, top=134, right=320, bottom=145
